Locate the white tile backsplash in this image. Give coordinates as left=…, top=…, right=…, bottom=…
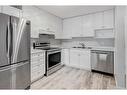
left=61, top=38, right=114, bottom=48
left=31, top=37, right=114, bottom=48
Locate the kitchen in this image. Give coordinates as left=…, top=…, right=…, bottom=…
left=0, top=5, right=126, bottom=89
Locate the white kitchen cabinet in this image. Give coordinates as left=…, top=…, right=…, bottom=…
left=61, top=49, right=70, bottom=65
left=83, top=14, right=94, bottom=37
left=78, top=50, right=91, bottom=70
left=93, top=9, right=114, bottom=29
left=45, top=15, right=57, bottom=33
left=64, top=16, right=83, bottom=37
left=1, top=6, right=22, bottom=17
left=103, top=9, right=114, bottom=29
left=55, top=17, right=63, bottom=39
left=70, top=49, right=91, bottom=70
left=70, top=49, right=80, bottom=67
left=31, top=50, right=45, bottom=82
left=62, top=16, right=83, bottom=38
left=93, top=12, right=104, bottom=29
left=63, top=17, right=83, bottom=39
left=95, top=29, right=114, bottom=38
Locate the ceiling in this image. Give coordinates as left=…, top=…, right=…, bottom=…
left=37, top=6, right=115, bottom=19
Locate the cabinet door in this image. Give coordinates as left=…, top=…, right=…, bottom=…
left=79, top=50, right=91, bottom=70
left=70, top=49, right=79, bottom=67
left=63, top=17, right=82, bottom=38
left=93, top=12, right=103, bottom=29
left=61, top=49, right=70, bottom=65
left=68, top=16, right=83, bottom=37
left=62, top=19, right=72, bottom=39
left=83, top=14, right=94, bottom=37
left=104, top=9, right=114, bottom=28
left=47, top=18, right=57, bottom=33
left=55, top=17, right=63, bottom=39
left=31, top=52, right=45, bottom=82
left=2, top=6, right=20, bottom=17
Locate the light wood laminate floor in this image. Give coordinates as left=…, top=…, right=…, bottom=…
left=31, top=66, right=116, bottom=89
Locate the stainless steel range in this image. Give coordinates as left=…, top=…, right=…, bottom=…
left=33, top=42, right=62, bottom=76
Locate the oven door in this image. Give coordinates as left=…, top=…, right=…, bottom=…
left=47, top=50, right=61, bottom=70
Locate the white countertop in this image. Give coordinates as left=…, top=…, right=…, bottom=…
left=91, top=47, right=115, bottom=51
left=61, top=46, right=115, bottom=51
left=31, top=48, right=45, bottom=53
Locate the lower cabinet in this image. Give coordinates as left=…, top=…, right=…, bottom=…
left=70, top=49, right=91, bottom=70
left=31, top=50, right=45, bottom=82
left=61, top=49, right=70, bottom=65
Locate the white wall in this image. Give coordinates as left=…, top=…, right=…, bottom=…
left=114, top=6, right=126, bottom=88
left=125, top=7, right=127, bottom=88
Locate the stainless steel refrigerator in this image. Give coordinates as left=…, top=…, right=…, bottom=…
left=0, top=13, right=30, bottom=89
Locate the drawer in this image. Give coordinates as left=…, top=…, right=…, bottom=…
left=37, top=52, right=45, bottom=55
left=31, top=65, right=45, bottom=82
left=31, top=54, right=39, bottom=58
left=31, top=62, right=39, bottom=67
left=38, top=58, right=45, bottom=62
left=31, top=64, right=45, bottom=72
left=31, top=72, right=39, bottom=81
left=31, top=58, right=39, bottom=62
left=31, top=54, right=44, bottom=59
left=31, top=60, right=45, bottom=68
left=37, top=55, right=45, bottom=59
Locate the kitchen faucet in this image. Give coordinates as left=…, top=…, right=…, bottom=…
left=79, top=43, right=86, bottom=48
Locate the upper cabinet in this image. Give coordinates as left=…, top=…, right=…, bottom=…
left=61, top=9, right=114, bottom=39
left=65, top=16, right=83, bottom=37
left=93, top=12, right=103, bottom=29
left=93, top=9, right=114, bottom=29
left=83, top=14, right=94, bottom=37
left=0, top=6, right=22, bottom=18
left=55, top=17, right=63, bottom=39
left=63, top=16, right=83, bottom=38
left=103, top=9, right=114, bottom=29
left=62, top=19, right=73, bottom=39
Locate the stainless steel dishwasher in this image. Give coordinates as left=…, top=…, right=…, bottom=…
left=91, top=50, right=114, bottom=75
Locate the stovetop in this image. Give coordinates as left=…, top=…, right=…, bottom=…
left=35, top=47, right=61, bottom=51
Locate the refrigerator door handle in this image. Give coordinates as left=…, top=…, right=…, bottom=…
left=6, top=17, right=11, bottom=63
left=6, top=24, right=8, bottom=57
left=10, top=17, right=13, bottom=61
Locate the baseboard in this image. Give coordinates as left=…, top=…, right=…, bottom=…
left=65, top=65, right=91, bottom=71
left=91, top=70, right=113, bottom=76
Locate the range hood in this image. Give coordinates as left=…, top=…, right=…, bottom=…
left=39, top=29, right=55, bottom=35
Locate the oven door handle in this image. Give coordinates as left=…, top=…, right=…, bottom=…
left=47, top=50, right=61, bottom=55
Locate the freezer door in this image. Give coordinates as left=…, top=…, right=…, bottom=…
left=0, top=13, right=10, bottom=67
left=10, top=17, right=30, bottom=64
left=0, top=61, right=30, bottom=89
left=0, top=65, right=12, bottom=89
left=12, top=61, right=30, bottom=89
